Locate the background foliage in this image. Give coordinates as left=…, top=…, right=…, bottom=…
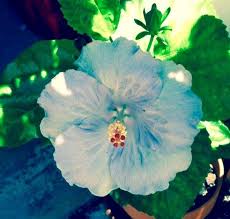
left=58, top=0, right=121, bottom=40
left=0, top=40, right=79, bottom=147
left=172, top=15, right=230, bottom=121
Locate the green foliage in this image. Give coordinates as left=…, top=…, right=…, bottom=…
left=154, top=36, right=169, bottom=55
left=199, top=121, right=230, bottom=148
left=134, top=19, right=147, bottom=30
left=0, top=40, right=79, bottom=148
left=120, top=0, right=131, bottom=10
left=58, top=0, right=121, bottom=40
left=172, top=15, right=230, bottom=121
left=111, top=130, right=212, bottom=219
left=134, top=3, right=172, bottom=53
left=161, top=7, right=171, bottom=24
left=212, top=143, right=230, bottom=160
left=135, top=31, right=150, bottom=40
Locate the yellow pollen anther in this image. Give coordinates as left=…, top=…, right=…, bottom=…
left=108, top=121, right=127, bottom=148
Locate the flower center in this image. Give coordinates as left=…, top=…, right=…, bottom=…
left=108, top=121, right=127, bottom=148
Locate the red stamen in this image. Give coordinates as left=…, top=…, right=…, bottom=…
left=115, top=133, right=120, bottom=139
left=113, top=143, right=118, bottom=147
left=120, top=135, right=125, bottom=140
left=120, top=142, right=125, bottom=147
left=110, top=138, right=115, bottom=143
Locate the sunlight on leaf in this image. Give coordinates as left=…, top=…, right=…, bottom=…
left=113, top=0, right=216, bottom=59
left=41, top=70, right=48, bottom=79
left=21, top=115, right=29, bottom=124
left=0, top=136, right=4, bottom=147
left=51, top=40, right=60, bottom=68
left=58, top=0, right=121, bottom=40
left=29, top=74, right=36, bottom=82
left=172, top=15, right=230, bottom=121
left=0, top=40, right=79, bottom=148
left=0, top=106, right=3, bottom=119
left=199, top=121, right=230, bottom=148
left=0, top=85, right=12, bottom=96
left=14, top=78, right=21, bottom=88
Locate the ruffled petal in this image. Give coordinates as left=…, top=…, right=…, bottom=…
left=53, top=124, right=117, bottom=196
left=143, top=61, right=202, bottom=151
left=110, top=122, right=192, bottom=195
left=38, top=70, right=112, bottom=139
left=39, top=38, right=202, bottom=197
left=76, top=38, right=163, bottom=106
left=110, top=61, right=201, bottom=195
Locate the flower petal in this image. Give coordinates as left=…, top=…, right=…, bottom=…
left=110, top=122, right=192, bottom=195
left=76, top=38, right=163, bottom=106
left=38, top=70, right=112, bottom=139
left=143, top=61, right=202, bottom=151
left=53, top=124, right=117, bottom=196
left=110, top=62, right=201, bottom=195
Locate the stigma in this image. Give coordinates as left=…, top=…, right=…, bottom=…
left=108, top=121, right=127, bottom=148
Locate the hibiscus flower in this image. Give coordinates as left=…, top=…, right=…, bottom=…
left=38, top=38, right=202, bottom=196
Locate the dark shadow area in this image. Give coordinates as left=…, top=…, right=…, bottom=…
left=10, top=0, right=77, bottom=39
left=0, top=139, right=93, bottom=219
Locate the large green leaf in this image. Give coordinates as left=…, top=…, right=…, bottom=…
left=172, top=15, right=230, bottom=121
left=0, top=40, right=79, bottom=148
left=199, top=121, right=230, bottom=148
left=58, top=0, right=121, bottom=40
left=111, top=130, right=212, bottom=219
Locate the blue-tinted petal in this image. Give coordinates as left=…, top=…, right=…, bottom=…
left=110, top=62, right=202, bottom=195
left=142, top=61, right=202, bottom=151
left=109, top=122, right=192, bottom=195
left=53, top=124, right=117, bottom=196
left=76, top=38, right=163, bottom=106
left=38, top=70, right=112, bottom=139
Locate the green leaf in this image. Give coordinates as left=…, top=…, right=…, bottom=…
left=120, top=0, right=130, bottom=10
left=160, top=26, right=172, bottom=32
left=156, top=36, right=167, bottom=46
left=202, top=121, right=230, bottom=160
left=154, top=36, right=169, bottom=55
left=212, top=143, right=230, bottom=160
left=111, top=130, right=212, bottom=219
left=161, top=7, right=171, bottom=23
left=134, top=19, right=147, bottom=30
left=135, top=31, right=150, bottom=40
left=172, top=16, right=230, bottom=121
left=58, top=0, right=121, bottom=40
left=0, top=85, right=12, bottom=96
left=0, top=40, right=79, bottom=148
left=199, top=121, right=230, bottom=148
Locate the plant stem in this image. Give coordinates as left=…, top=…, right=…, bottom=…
left=147, top=35, right=154, bottom=52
